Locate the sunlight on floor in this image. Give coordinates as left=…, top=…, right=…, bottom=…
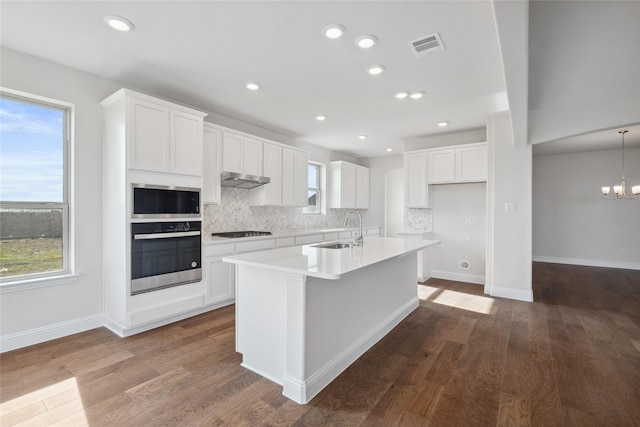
left=418, top=285, right=495, bottom=314
left=0, top=377, right=88, bottom=425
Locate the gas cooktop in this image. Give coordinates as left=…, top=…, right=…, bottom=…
left=211, top=231, right=272, bottom=238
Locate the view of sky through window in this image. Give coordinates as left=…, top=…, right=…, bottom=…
left=0, top=97, right=64, bottom=202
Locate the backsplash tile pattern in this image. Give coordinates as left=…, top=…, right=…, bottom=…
left=204, top=188, right=353, bottom=235
left=406, top=208, right=433, bottom=232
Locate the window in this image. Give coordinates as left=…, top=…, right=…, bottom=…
left=0, top=89, right=71, bottom=281
left=304, top=162, right=323, bottom=214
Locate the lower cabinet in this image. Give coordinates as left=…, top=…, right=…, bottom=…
left=206, top=256, right=235, bottom=305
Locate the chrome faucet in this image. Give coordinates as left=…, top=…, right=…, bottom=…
left=343, top=210, right=363, bottom=246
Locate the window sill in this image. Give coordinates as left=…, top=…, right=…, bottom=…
left=0, top=273, right=80, bottom=293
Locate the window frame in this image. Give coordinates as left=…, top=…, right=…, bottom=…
left=0, top=88, right=73, bottom=285
left=304, top=161, right=324, bottom=215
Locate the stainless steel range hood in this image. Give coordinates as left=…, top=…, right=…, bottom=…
left=220, top=172, right=270, bottom=189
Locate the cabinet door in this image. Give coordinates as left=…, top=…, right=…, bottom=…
left=243, top=138, right=263, bottom=176
left=203, top=126, right=221, bottom=204
left=171, top=110, right=203, bottom=176
left=128, top=98, right=170, bottom=172
left=428, top=149, right=455, bottom=183
left=261, top=143, right=282, bottom=205
left=455, top=145, right=487, bottom=182
left=206, top=257, right=235, bottom=305
left=405, top=152, right=428, bottom=208
left=282, top=149, right=308, bottom=206
left=355, top=167, right=370, bottom=209
left=222, top=132, right=243, bottom=173
left=340, top=163, right=356, bottom=209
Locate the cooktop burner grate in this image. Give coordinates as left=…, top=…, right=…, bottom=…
left=211, top=231, right=272, bottom=238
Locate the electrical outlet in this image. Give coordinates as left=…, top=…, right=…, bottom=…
left=464, top=234, right=471, bottom=242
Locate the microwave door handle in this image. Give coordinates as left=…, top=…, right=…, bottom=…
left=133, top=231, right=201, bottom=240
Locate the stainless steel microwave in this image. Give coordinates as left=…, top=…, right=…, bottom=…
left=132, top=184, right=200, bottom=218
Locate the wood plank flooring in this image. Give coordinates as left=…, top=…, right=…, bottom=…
left=1, top=262, right=639, bottom=426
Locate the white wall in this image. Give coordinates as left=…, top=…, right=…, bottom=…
left=486, top=113, right=533, bottom=302
left=430, top=183, right=486, bottom=283
left=0, top=48, right=118, bottom=343
left=533, top=148, right=640, bottom=269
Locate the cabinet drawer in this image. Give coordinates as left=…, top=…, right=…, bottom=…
left=276, top=237, right=295, bottom=247
left=236, top=239, right=276, bottom=253
left=323, top=232, right=339, bottom=241
left=295, top=234, right=323, bottom=245
left=206, top=243, right=236, bottom=257
left=338, top=231, right=353, bottom=239
left=366, top=228, right=380, bottom=236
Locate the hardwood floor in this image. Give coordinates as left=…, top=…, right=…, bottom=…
left=1, top=262, right=639, bottom=426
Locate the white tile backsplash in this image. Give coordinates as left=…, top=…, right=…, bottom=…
left=405, top=208, right=433, bottom=233
left=204, top=187, right=354, bottom=234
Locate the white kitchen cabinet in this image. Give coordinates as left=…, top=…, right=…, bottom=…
left=428, top=149, right=455, bottom=184
left=249, top=142, right=282, bottom=206
left=203, top=124, right=221, bottom=204
left=222, top=131, right=263, bottom=176
left=427, top=143, right=487, bottom=184
left=206, top=256, right=235, bottom=306
left=127, top=95, right=205, bottom=176
left=282, top=148, right=308, bottom=207
left=404, top=151, right=429, bottom=208
left=329, top=161, right=370, bottom=209
left=455, top=144, right=487, bottom=182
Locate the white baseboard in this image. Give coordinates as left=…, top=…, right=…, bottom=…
left=488, top=284, right=533, bottom=302
left=430, top=270, right=485, bottom=285
left=282, top=297, right=419, bottom=404
left=532, top=256, right=640, bottom=271
left=0, top=314, right=104, bottom=353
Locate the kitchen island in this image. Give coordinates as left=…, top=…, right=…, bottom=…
left=223, top=236, right=440, bottom=404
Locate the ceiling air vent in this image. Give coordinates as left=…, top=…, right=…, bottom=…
left=408, top=32, right=445, bottom=58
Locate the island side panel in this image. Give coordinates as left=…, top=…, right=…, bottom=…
left=300, top=253, right=419, bottom=402
left=235, top=264, right=288, bottom=385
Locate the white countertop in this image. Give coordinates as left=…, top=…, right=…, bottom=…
left=222, top=236, right=440, bottom=280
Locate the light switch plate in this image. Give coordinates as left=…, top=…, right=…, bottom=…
left=504, top=202, right=516, bottom=212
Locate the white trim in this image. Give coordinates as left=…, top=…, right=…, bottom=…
left=0, top=274, right=80, bottom=293
left=282, top=297, right=418, bottom=404
left=489, top=286, right=533, bottom=302
left=0, top=313, right=104, bottom=353
left=430, top=269, right=485, bottom=285
left=533, top=256, right=640, bottom=271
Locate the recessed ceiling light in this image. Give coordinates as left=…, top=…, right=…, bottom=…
left=324, top=24, right=346, bottom=39
left=395, top=91, right=409, bottom=99
left=409, top=91, right=425, bottom=99
left=245, top=82, right=261, bottom=91
left=367, top=65, right=386, bottom=76
left=316, top=115, right=326, bottom=121
left=386, top=148, right=393, bottom=152
left=104, top=15, right=134, bottom=32
left=356, top=35, right=378, bottom=49
left=358, top=135, right=368, bottom=140
left=437, top=121, right=449, bottom=127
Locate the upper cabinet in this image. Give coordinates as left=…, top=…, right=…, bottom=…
left=427, top=143, right=487, bottom=184
left=404, top=151, right=429, bottom=208
left=203, top=124, right=221, bottom=204
left=329, top=161, right=370, bottom=209
left=117, top=90, right=206, bottom=176
left=249, top=142, right=283, bottom=206
left=222, top=132, right=263, bottom=176
left=282, top=148, right=308, bottom=207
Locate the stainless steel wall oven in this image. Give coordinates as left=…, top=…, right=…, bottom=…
left=131, top=221, right=202, bottom=295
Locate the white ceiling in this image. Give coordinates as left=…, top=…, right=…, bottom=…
left=0, top=1, right=508, bottom=158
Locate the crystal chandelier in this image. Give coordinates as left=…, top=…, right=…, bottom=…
left=602, top=130, right=640, bottom=199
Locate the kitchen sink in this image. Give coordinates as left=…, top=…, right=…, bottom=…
left=312, top=241, right=353, bottom=249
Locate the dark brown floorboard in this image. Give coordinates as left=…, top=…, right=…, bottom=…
left=1, top=263, right=639, bottom=426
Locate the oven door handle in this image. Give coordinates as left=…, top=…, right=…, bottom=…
left=133, top=231, right=201, bottom=240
